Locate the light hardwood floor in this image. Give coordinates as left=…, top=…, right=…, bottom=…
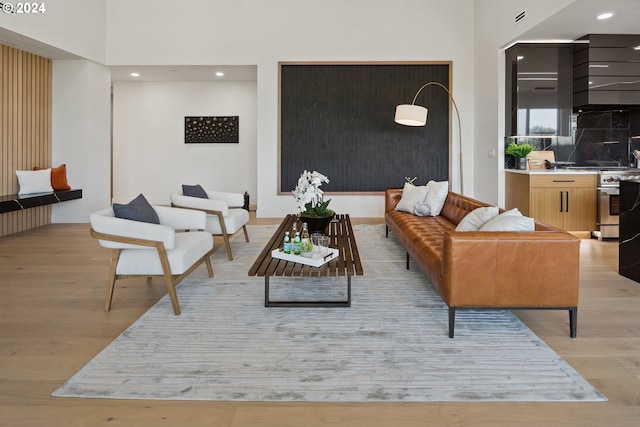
left=1, top=217, right=639, bottom=427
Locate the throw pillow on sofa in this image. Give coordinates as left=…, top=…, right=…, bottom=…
left=113, top=194, right=160, bottom=224
left=479, top=208, right=535, bottom=231
left=414, top=180, right=449, bottom=217
left=455, top=206, right=500, bottom=231
left=395, top=182, right=428, bottom=213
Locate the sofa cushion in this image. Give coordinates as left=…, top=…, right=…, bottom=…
left=115, top=231, right=213, bottom=275
left=455, top=206, right=500, bottom=231
left=395, top=182, right=428, bottom=213
left=113, top=194, right=160, bottom=224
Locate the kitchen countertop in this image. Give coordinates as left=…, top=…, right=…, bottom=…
left=505, top=169, right=599, bottom=175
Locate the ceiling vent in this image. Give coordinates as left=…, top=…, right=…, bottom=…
left=515, top=10, right=526, bottom=24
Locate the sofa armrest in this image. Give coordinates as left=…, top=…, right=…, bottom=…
left=441, top=231, right=580, bottom=307
left=90, top=208, right=176, bottom=250
left=206, top=190, right=244, bottom=208
left=154, top=205, right=207, bottom=231
left=385, top=188, right=403, bottom=213
left=170, top=193, right=229, bottom=216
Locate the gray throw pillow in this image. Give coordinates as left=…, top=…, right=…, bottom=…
left=182, top=184, right=209, bottom=199
left=112, top=194, right=160, bottom=224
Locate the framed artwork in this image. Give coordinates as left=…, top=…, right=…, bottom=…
left=279, top=62, right=451, bottom=193
left=185, top=116, right=239, bottom=143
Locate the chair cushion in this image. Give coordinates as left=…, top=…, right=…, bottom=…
left=116, top=231, right=213, bottom=275
left=183, top=184, right=209, bottom=199
left=204, top=207, right=249, bottom=235
left=113, top=194, right=160, bottom=224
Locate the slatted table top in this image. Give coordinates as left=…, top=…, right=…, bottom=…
left=248, top=214, right=363, bottom=278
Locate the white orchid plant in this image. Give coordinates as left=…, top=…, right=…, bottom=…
left=292, top=170, right=333, bottom=217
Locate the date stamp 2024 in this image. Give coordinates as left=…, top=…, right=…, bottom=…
left=1, top=2, right=46, bottom=14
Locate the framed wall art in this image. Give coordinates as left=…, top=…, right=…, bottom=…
left=184, top=116, right=239, bottom=143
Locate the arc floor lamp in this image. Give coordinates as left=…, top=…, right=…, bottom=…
left=394, top=81, right=463, bottom=194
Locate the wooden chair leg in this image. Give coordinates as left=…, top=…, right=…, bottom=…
left=243, top=225, right=250, bottom=242
left=205, top=255, right=214, bottom=277
left=222, top=234, right=233, bottom=261
left=105, top=249, right=121, bottom=312
left=156, top=242, right=181, bottom=315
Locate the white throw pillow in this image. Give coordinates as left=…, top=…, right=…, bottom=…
left=455, top=206, right=500, bottom=231
left=16, top=169, right=54, bottom=195
left=479, top=210, right=535, bottom=231
left=415, top=180, right=448, bottom=217
left=395, top=183, right=429, bottom=213
left=500, top=208, right=523, bottom=217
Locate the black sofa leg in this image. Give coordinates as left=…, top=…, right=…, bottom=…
left=406, top=253, right=410, bottom=270
left=385, top=225, right=389, bottom=238
left=448, top=307, right=456, bottom=338
left=569, top=307, right=577, bottom=338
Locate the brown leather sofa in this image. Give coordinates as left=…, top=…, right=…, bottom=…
left=385, top=188, right=580, bottom=338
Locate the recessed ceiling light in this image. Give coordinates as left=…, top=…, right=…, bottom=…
left=130, top=72, right=140, bottom=77
left=634, top=46, right=640, bottom=50
left=215, top=72, right=224, bottom=77
left=596, top=12, right=613, bottom=20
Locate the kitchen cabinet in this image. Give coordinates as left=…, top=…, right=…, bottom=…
left=573, top=34, right=640, bottom=108
left=505, top=172, right=597, bottom=235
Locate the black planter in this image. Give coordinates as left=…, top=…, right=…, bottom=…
left=300, top=213, right=335, bottom=234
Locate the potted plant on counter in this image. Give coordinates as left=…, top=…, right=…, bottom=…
left=506, top=142, right=535, bottom=169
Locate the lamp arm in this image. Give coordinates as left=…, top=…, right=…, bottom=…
left=410, top=81, right=464, bottom=194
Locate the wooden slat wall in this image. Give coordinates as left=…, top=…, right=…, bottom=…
left=1, top=44, right=52, bottom=237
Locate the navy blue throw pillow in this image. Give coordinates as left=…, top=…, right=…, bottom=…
left=112, top=194, right=160, bottom=224
left=182, top=184, right=209, bottom=199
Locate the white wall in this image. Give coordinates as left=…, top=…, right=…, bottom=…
left=5, top=0, right=588, bottom=219
left=111, top=81, right=257, bottom=205
left=51, top=60, right=112, bottom=222
left=0, top=0, right=106, bottom=62
left=105, top=0, right=477, bottom=217
left=472, top=0, right=574, bottom=206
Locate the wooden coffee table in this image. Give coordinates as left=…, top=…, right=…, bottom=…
left=248, top=214, right=363, bottom=307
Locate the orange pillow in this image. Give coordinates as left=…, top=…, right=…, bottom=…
left=33, top=164, right=71, bottom=191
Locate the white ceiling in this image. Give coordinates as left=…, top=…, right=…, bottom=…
left=109, top=65, right=257, bottom=82
left=0, top=0, right=638, bottom=82
left=515, top=0, right=640, bottom=43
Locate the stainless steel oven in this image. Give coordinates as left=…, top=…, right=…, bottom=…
left=597, top=185, right=620, bottom=239
left=596, top=170, right=640, bottom=239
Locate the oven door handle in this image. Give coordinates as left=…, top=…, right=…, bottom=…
left=597, top=187, right=620, bottom=195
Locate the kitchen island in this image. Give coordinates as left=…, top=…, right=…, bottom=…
left=619, top=178, right=640, bottom=283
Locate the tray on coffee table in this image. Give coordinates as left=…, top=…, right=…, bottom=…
left=271, top=247, right=339, bottom=267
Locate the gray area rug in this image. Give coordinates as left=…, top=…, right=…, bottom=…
left=53, top=224, right=606, bottom=402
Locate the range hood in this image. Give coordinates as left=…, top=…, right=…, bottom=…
left=573, top=34, right=640, bottom=109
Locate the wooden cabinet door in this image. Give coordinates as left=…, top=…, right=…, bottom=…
left=564, top=187, right=596, bottom=231
left=530, top=188, right=564, bottom=229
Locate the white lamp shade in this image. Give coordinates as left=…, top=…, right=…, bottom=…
left=395, top=104, right=428, bottom=126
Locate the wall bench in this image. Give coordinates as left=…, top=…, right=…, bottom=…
left=0, top=189, right=83, bottom=214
